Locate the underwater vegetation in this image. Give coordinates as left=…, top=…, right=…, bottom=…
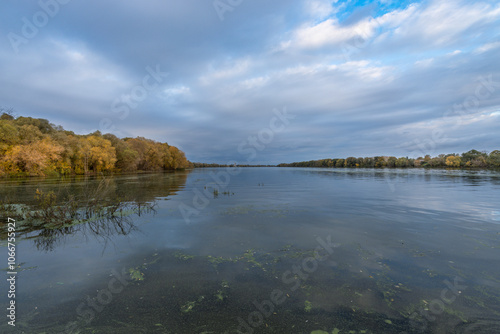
left=2, top=242, right=494, bottom=333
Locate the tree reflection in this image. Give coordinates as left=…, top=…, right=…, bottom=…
left=0, top=171, right=189, bottom=251
left=26, top=201, right=155, bottom=252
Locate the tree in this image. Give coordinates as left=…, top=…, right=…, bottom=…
left=374, top=156, right=386, bottom=168
left=0, top=120, right=19, bottom=155
left=0, top=113, right=14, bottom=121
left=0, top=107, right=15, bottom=120
left=103, top=133, right=139, bottom=172
left=386, top=157, right=397, bottom=168
left=86, top=136, right=117, bottom=172
left=446, top=155, right=461, bottom=167
left=428, top=155, right=446, bottom=167
left=3, top=138, right=64, bottom=176
left=488, top=150, right=500, bottom=167
left=344, top=157, right=357, bottom=168
left=14, top=116, right=53, bottom=134
left=168, top=146, right=190, bottom=169
left=396, top=157, right=409, bottom=168
left=18, top=124, right=44, bottom=144
left=0, top=113, right=191, bottom=176
left=462, top=149, right=487, bottom=166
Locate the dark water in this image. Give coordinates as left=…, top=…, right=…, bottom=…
left=1, top=168, right=500, bottom=333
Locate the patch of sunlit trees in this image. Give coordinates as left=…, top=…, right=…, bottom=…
left=278, top=150, right=500, bottom=169
left=0, top=111, right=191, bottom=177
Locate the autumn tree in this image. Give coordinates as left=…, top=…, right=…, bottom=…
left=445, top=155, right=461, bottom=167
left=104, top=134, right=139, bottom=172
left=3, top=138, right=64, bottom=176
left=0, top=120, right=19, bottom=155
left=86, top=135, right=117, bottom=172
left=168, top=146, right=190, bottom=169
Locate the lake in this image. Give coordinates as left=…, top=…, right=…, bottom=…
left=1, top=167, right=500, bottom=333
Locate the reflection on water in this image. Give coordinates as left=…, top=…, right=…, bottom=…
left=1, top=168, right=500, bottom=333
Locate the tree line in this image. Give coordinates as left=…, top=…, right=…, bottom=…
left=278, top=150, right=500, bottom=169
left=192, top=162, right=275, bottom=168
left=0, top=111, right=191, bottom=177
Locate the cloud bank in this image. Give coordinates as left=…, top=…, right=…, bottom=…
left=1, top=0, right=499, bottom=164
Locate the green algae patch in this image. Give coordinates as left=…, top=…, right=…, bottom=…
left=215, top=280, right=230, bottom=302
left=180, top=301, right=196, bottom=313
left=304, top=300, right=313, bottom=312
left=175, top=251, right=195, bottom=261
left=128, top=267, right=144, bottom=281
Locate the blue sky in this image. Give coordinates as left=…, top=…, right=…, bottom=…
left=1, top=0, right=499, bottom=164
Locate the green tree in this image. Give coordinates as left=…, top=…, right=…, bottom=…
left=395, top=157, right=409, bottom=168
left=386, top=156, right=397, bottom=168
left=488, top=150, right=500, bottom=167
left=462, top=149, right=488, bottom=166
left=374, top=156, right=386, bottom=168
left=0, top=120, right=19, bottom=155
left=344, top=157, right=357, bottom=167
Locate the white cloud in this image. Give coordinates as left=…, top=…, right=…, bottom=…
left=474, top=41, right=500, bottom=54
left=415, top=58, right=434, bottom=67
left=199, top=58, right=251, bottom=85
left=240, top=76, right=269, bottom=89
left=394, top=1, right=500, bottom=47
left=285, top=3, right=418, bottom=50
left=162, top=85, right=190, bottom=97
left=447, top=50, right=462, bottom=56
left=277, top=60, right=392, bottom=82
left=305, top=0, right=337, bottom=20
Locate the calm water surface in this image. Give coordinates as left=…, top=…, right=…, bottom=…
left=1, top=168, right=500, bottom=333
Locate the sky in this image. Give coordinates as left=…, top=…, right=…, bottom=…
left=1, top=0, right=499, bottom=164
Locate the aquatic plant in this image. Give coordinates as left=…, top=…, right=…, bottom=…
left=174, top=251, right=195, bottom=261
left=128, top=267, right=144, bottom=281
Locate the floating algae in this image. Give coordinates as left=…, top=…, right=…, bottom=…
left=175, top=251, right=195, bottom=261
left=181, top=301, right=196, bottom=313
left=181, top=296, right=205, bottom=313
left=305, top=300, right=313, bottom=312
left=128, top=267, right=144, bottom=281
left=214, top=280, right=230, bottom=302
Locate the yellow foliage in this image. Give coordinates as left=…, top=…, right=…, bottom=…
left=3, top=138, right=64, bottom=176
left=445, top=156, right=461, bottom=167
